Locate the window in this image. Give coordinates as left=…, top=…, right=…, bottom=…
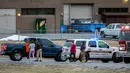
left=42, top=39, right=53, bottom=47
left=112, top=25, right=115, bottom=29
left=76, top=41, right=86, bottom=46
left=98, top=8, right=105, bottom=14
left=64, top=42, right=72, bottom=47
left=88, top=41, right=97, bottom=47
left=27, top=8, right=37, bottom=15
left=44, top=8, right=55, bottom=15
left=119, top=31, right=130, bottom=40
left=107, top=24, right=112, bottom=29
left=121, top=8, right=128, bottom=12
left=98, top=41, right=109, bottom=48
left=116, top=25, right=122, bottom=28
left=113, top=8, right=119, bottom=12
left=98, top=8, right=128, bottom=14
left=105, top=8, right=112, bottom=12
left=21, top=8, right=55, bottom=15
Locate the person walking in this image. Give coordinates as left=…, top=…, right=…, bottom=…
left=69, top=41, right=76, bottom=62
left=80, top=41, right=86, bottom=62
left=29, top=40, right=35, bottom=61
left=35, top=39, right=43, bottom=62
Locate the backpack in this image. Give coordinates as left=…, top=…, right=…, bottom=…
left=80, top=44, right=86, bottom=51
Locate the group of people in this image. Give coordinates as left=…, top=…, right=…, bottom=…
left=70, top=41, right=86, bottom=62
left=25, top=39, right=86, bottom=62
left=25, top=39, right=43, bottom=62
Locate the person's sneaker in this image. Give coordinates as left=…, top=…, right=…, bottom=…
left=82, top=60, right=86, bottom=63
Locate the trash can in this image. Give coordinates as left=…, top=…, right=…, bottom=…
left=35, top=18, right=46, bottom=33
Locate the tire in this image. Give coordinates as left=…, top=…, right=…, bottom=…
left=10, top=55, right=16, bottom=61
left=124, top=58, right=130, bottom=64
left=101, top=60, right=109, bottom=63
left=100, top=32, right=105, bottom=38
left=112, top=53, right=122, bottom=63
left=11, top=51, right=23, bottom=61
left=54, top=52, right=62, bottom=62
left=60, top=55, right=67, bottom=62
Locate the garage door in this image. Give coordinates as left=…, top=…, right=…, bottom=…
left=64, top=5, right=70, bottom=25
left=70, top=5, right=92, bottom=19
left=0, top=9, right=16, bottom=33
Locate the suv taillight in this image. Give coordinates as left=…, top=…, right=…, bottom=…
left=62, top=48, right=64, bottom=52
left=2, top=44, right=7, bottom=51
left=119, top=40, right=126, bottom=51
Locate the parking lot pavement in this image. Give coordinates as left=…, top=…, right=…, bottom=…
left=0, top=57, right=130, bottom=69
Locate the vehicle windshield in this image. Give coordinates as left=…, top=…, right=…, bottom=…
left=119, top=31, right=130, bottom=40
left=64, top=42, right=72, bottom=47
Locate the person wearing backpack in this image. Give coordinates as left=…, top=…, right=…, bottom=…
left=35, top=39, right=43, bottom=62
left=80, top=41, right=86, bottom=62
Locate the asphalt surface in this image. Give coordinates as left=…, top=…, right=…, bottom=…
left=0, top=57, right=130, bottom=69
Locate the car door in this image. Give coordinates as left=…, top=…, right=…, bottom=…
left=110, top=24, right=115, bottom=36
left=97, top=40, right=113, bottom=59
left=41, top=39, right=57, bottom=57
left=105, top=24, right=112, bottom=36
left=115, top=24, right=122, bottom=36
left=88, top=40, right=100, bottom=58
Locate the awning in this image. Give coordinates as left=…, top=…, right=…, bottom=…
left=102, top=12, right=130, bottom=16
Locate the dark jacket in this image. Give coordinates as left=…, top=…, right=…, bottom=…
left=36, top=42, right=43, bottom=51
left=80, top=43, right=86, bottom=52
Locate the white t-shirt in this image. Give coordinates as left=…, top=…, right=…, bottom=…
left=29, top=43, right=35, bottom=51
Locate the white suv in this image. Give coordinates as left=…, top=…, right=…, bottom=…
left=61, top=39, right=122, bottom=63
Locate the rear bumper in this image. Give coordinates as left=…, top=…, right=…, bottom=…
left=117, top=51, right=130, bottom=57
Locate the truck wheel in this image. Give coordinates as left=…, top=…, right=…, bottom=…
left=61, top=55, right=67, bottom=62
left=54, top=52, right=62, bottom=62
left=101, top=60, right=109, bottom=63
left=10, top=55, right=16, bottom=61
left=124, top=58, right=130, bottom=64
left=112, top=53, right=122, bottom=63
left=100, top=32, right=105, bottom=38
left=12, top=51, right=23, bottom=61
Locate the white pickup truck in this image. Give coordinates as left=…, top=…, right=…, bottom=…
left=100, top=23, right=125, bottom=38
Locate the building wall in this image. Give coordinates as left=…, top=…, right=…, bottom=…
left=0, top=0, right=130, bottom=33
left=0, top=0, right=62, bottom=32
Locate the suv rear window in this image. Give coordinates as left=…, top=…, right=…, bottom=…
left=119, top=31, right=130, bottom=40
left=88, top=41, right=97, bottom=47
left=76, top=41, right=86, bottom=46
left=64, top=42, right=72, bottom=47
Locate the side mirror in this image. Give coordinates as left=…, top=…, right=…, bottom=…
left=107, top=46, right=110, bottom=48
